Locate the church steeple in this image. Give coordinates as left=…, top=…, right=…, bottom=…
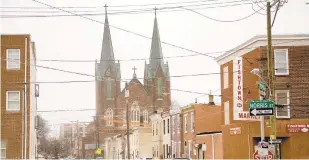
left=99, top=4, right=116, bottom=76
left=149, top=8, right=164, bottom=71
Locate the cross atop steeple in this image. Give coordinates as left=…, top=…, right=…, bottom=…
left=154, top=7, right=157, bottom=17
left=104, top=4, right=108, bottom=17
left=132, top=66, right=137, bottom=79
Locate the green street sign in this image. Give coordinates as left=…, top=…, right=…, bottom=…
left=249, top=100, right=274, bottom=109
left=258, top=82, right=267, bottom=91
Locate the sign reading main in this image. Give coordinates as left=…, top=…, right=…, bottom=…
left=233, top=56, right=260, bottom=121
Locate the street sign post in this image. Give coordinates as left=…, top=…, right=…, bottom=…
left=258, top=82, right=267, bottom=97
left=249, top=100, right=274, bottom=116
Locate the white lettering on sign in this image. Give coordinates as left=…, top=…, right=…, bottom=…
left=233, top=56, right=260, bottom=121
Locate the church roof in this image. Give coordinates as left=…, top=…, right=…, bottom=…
left=144, top=14, right=170, bottom=80
left=149, top=16, right=164, bottom=71
left=97, top=8, right=121, bottom=79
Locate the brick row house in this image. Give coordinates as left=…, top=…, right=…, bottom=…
left=215, top=34, right=309, bottom=159
left=1, top=34, right=38, bottom=159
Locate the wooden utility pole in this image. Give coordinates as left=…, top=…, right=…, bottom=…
left=77, top=120, right=80, bottom=159
left=125, top=83, right=130, bottom=159
left=266, top=0, right=278, bottom=159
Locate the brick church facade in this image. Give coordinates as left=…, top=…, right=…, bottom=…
left=95, top=11, right=171, bottom=143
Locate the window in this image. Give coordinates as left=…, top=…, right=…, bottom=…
left=223, top=66, right=228, bottom=89
left=157, top=78, right=162, bottom=97
left=144, top=111, right=149, bottom=123
left=105, top=108, right=113, bottom=126
left=131, top=102, right=140, bottom=122
left=275, top=90, right=290, bottom=118
left=156, top=123, right=158, bottom=135
left=106, top=78, right=112, bottom=99
left=172, top=116, right=175, bottom=135
left=163, top=120, right=166, bottom=134
left=188, top=141, right=191, bottom=158
left=167, top=118, right=170, bottom=134
left=177, top=115, right=180, bottom=134
left=274, top=49, right=289, bottom=75
left=152, top=124, right=154, bottom=136
left=1, top=141, right=6, bottom=158
left=6, top=91, right=20, bottom=111
left=7, top=49, right=20, bottom=69
left=190, top=112, right=194, bottom=132
left=184, top=114, right=188, bottom=133
left=224, top=101, right=230, bottom=124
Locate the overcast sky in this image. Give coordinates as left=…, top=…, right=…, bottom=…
left=1, top=0, right=309, bottom=136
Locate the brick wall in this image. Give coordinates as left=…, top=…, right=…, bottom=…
left=259, top=46, right=309, bottom=118
left=1, top=34, right=32, bottom=159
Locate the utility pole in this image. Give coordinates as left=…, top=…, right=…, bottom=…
left=125, top=83, right=130, bottom=159
left=77, top=120, right=80, bottom=159
left=93, top=116, right=97, bottom=159
left=266, top=0, right=278, bottom=159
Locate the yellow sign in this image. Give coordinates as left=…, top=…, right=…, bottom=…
left=95, top=148, right=102, bottom=155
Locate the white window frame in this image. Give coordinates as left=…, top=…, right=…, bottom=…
left=223, top=66, right=229, bottom=89
left=6, top=49, right=21, bottom=70
left=6, top=91, right=20, bottom=111
left=191, top=112, right=194, bottom=132
left=224, top=101, right=230, bottom=125
left=275, top=90, right=290, bottom=119
left=144, top=110, right=148, bottom=123
left=184, top=114, right=188, bottom=133
left=274, top=49, right=289, bottom=75
left=1, top=140, right=6, bottom=159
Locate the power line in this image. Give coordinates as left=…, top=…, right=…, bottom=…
left=0, top=3, right=253, bottom=19
left=2, top=38, right=307, bottom=63
left=0, top=0, right=247, bottom=9
left=0, top=1, right=253, bottom=18
left=181, top=4, right=263, bottom=22
left=29, top=0, right=215, bottom=59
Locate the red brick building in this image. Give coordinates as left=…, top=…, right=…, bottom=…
left=180, top=96, right=222, bottom=159
left=216, top=34, right=309, bottom=159
left=1, top=34, right=38, bottom=159
left=95, top=11, right=171, bottom=157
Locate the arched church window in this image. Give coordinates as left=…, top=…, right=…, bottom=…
left=106, top=78, right=112, bottom=99
left=157, top=78, right=162, bottom=97
left=105, top=108, right=113, bottom=126
left=131, top=102, right=140, bottom=122
left=143, top=110, right=149, bottom=123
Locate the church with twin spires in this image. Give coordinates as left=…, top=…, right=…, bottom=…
left=95, top=9, right=171, bottom=138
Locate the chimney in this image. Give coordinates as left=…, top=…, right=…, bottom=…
left=208, top=94, right=215, bottom=105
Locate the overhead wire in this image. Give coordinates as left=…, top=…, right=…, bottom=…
left=28, top=0, right=216, bottom=59
left=181, top=2, right=264, bottom=23
left=2, top=38, right=308, bottom=63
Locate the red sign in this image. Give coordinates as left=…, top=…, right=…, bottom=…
left=287, top=124, right=309, bottom=133
left=253, top=150, right=273, bottom=160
